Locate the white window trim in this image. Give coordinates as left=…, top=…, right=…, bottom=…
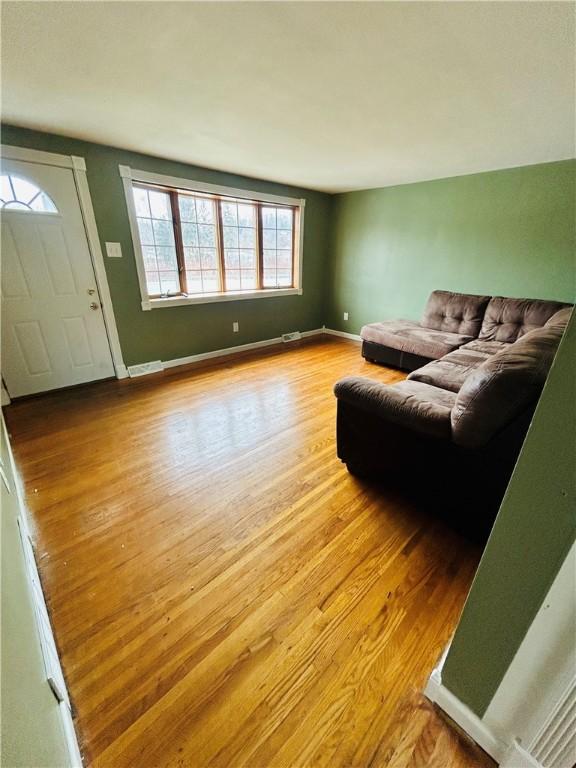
left=119, top=165, right=305, bottom=310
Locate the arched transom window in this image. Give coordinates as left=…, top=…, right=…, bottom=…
left=0, top=174, right=58, bottom=213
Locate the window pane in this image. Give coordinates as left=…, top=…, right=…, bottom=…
left=238, top=204, right=254, bottom=227
left=201, top=248, right=217, bottom=269
left=153, top=219, right=175, bottom=246
left=240, top=271, right=257, bottom=290
left=142, top=246, right=158, bottom=270
left=186, top=272, right=203, bottom=293
left=262, top=207, right=276, bottom=228
left=239, top=227, right=255, bottom=248
left=198, top=224, right=216, bottom=247
left=181, top=222, right=198, bottom=246
left=277, top=250, right=292, bottom=269
left=262, top=229, right=276, bottom=249
left=277, top=208, right=292, bottom=229
left=202, top=270, right=219, bottom=292
left=156, top=247, right=178, bottom=271
left=277, top=229, right=292, bottom=250
left=225, top=249, right=240, bottom=269
left=178, top=195, right=196, bottom=222
left=223, top=226, right=239, bottom=248
left=225, top=271, right=241, bottom=291
left=30, top=193, right=58, bottom=213
left=221, top=202, right=237, bottom=226
left=12, top=176, right=40, bottom=203
left=137, top=218, right=154, bottom=245
left=159, top=271, right=180, bottom=293
left=133, top=187, right=150, bottom=217
left=148, top=190, right=171, bottom=220
left=277, top=270, right=292, bottom=287
left=1, top=175, right=13, bottom=201
left=196, top=199, right=214, bottom=224
left=184, top=247, right=201, bottom=269
left=145, top=273, right=161, bottom=295
left=263, top=249, right=276, bottom=269
left=240, top=249, right=256, bottom=269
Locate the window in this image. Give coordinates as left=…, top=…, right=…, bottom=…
left=121, top=166, right=304, bottom=308
left=0, top=174, right=58, bottom=213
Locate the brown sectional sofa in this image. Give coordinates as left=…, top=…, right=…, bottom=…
left=336, top=293, right=572, bottom=537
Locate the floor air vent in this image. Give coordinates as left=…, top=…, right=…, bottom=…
left=282, top=332, right=302, bottom=343
left=127, top=361, right=164, bottom=378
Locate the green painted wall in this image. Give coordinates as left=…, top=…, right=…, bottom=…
left=442, top=310, right=576, bottom=716
left=1, top=421, right=72, bottom=767
left=1, top=125, right=333, bottom=366
left=326, top=161, right=576, bottom=332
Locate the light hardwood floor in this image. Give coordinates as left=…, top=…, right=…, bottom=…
left=6, top=337, right=494, bottom=768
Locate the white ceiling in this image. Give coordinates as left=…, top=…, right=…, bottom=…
left=2, top=2, right=574, bottom=193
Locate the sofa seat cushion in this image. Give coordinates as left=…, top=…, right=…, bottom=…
left=407, top=345, right=495, bottom=392
left=421, top=290, right=491, bottom=336
left=360, top=320, right=473, bottom=360
left=334, top=377, right=455, bottom=439
left=479, top=297, right=570, bottom=343
left=459, top=340, right=510, bottom=355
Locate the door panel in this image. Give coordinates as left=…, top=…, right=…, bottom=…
left=1, top=158, right=115, bottom=396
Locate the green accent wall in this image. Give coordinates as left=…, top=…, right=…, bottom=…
left=326, top=161, right=576, bottom=332
left=1, top=125, right=334, bottom=366
left=442, top=310, right=576, bottom=716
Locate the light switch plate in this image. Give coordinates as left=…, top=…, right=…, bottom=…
left=105, top=242, right=122, bottom=258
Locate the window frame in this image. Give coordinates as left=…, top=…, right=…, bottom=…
left=120, top=165, right=305, bottom=310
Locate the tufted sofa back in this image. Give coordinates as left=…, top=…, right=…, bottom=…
left=478, top=296, right=569, bottom=343
left=421, top=290, right=490, bottom=336
left=451, top=317, right=570, bottom=448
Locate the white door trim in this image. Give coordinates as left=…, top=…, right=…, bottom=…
left=1, top=144, right=127, bottom=380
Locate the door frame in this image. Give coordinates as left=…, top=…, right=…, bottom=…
left=1, top=144, right=127, bottom=380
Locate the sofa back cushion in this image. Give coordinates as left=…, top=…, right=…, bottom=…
left=451, top=324, right=565, bottom=447
left=479, top=296, right=569, bottom=343
left=545, top=306, right=573, bottom=330
left=421, top=290, right=491, bottom=336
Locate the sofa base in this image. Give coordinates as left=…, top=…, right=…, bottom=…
left=361, top=340, right=433, bottom=371
left=336, top=398, right=533, bottom=541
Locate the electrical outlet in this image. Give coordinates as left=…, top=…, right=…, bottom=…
left=343, top=312, right=349, bottom=321
left=233, top=322, right=239, bottom=333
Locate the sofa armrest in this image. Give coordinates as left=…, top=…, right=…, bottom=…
left=333, top=377, right=454, bottom=439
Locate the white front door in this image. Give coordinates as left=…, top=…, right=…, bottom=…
left=1, top=157, right=115, bottom=397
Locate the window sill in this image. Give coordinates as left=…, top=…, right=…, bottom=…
left=142, top=287, right=302, bottom=310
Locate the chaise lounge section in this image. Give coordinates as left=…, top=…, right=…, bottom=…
left=360, top=289, right=568, bottom=371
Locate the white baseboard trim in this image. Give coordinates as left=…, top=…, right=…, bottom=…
left=322, top=326, right=362, bottom=342
left=162, top=328, right=324, bottom=371
left=425, top=673, right=508, bottom=763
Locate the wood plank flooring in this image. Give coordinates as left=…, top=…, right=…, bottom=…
left=5, top=337, right=494, bottom=768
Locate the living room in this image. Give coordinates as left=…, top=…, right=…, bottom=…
left=1, top=3, right=575, bottom=768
